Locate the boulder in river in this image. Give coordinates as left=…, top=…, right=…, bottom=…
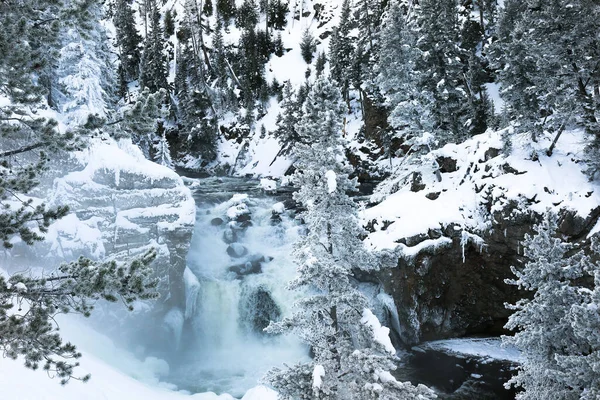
left=228, top=255, right=273, bottom=277
left=211, top=217, right=224, bottom=226
left=240, top=286, right=281, bottom=334
left=227, top=243, right=248, bottom=258
left=222, top=228, right=237, bottom=244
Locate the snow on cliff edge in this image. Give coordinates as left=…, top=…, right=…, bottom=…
left=363, top=128, right=600, bottom=253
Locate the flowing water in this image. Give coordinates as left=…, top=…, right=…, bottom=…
left=166, top=177, right=517, bottom=399
left=168, top=177, right=308, bottom=397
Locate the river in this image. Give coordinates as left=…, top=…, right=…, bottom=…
left=165, top=177, right=519, bottom=399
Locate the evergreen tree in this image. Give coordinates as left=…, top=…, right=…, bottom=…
left=273, top=81, right=300, bottom=155
left=56, top=0, right=116, bottom=126
left=174, top=36, right=218, bottom=161
left=300, top=28, right=317, bottom=64
left=113, top=0, right=143, bottom=83
left=491, top=0, right=542, bottom=140
left=268, top=0, right=288, bottom=30
left=494, top=0, right=600, bottom=153
left=153, top=132, right=174, bottom=168
left=139, top=1, right=169, bottom=93
left=558, top=238, right=600, bottom=399
left=264, top=78, right=435, bottom=400
left=235, top=0, right=259, bottom=30
left=353, top=0, right=384, bottom=88
left=329, top=0, right=354, bottom=103
left=238, top=27, right=267, bottom=96
left=273, top=32, right=285, bottom=57
left=120, top=88, right=167, bottom=157
left=209, top=19, right=232, bottom=106
left=164, top=9, right=176, bottom=37
left=0, top=251, right=158, bottom=384
left=315, top=52, right=327, bottom=77
left=217, top=0, right=236, bottom=22
left=504, top=212, right=600, bottom=399
left=203, top=0, right=213, bottom=16
left=376, top=1, right=434, bottom=153
left=413, top=0, right=471, bottom=142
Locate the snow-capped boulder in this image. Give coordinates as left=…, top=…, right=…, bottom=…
left=42, top=138, right=195, bottom=317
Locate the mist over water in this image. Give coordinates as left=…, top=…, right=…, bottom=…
left=168, top=177, right=308, bottom=397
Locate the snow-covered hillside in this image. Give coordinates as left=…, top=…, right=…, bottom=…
left=364, top=128, right=600, bottom=253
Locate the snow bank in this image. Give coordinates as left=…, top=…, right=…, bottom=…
left=0, top=314, right=239, bottom=400
left=418, top=337, right=522, bottom=363
left=364, top=129, right=600, bottom=253
left=260, top=178, right=277, bottom=192
left=325, top=170, right=337, bottom=194
left=241, top=385, right=278, bottom=400
left=361, top=308, right=396, bottom=355
left=312, top=365, right=325, bottom=389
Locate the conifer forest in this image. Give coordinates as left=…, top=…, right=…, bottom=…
left=1, top=0, right=600, bottom=399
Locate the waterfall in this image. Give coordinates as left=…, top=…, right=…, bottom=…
left=183, top=267, right=200, bottom=320
left=169, top=178, right=308, bottom=397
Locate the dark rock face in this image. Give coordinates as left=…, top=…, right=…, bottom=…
left=240, top=286, right=282, bottom=334
left=381, top=204, right=600, bottom=345
left=436, top=156, right=458, bottom=173
left=211, top=217, right=224, bottom=226
left=236, top=213, right=251, bottom=223
left=228, top=255, right=273, bottom=277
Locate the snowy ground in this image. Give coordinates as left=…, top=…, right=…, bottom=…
left=363, top=128, right=600, bottom=253
left=0, top=315, right=277, bottom=400
left=415, top=337, right=522, bottom=364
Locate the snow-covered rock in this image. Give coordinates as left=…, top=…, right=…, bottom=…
left=364, top=128, right=600, bottom=344
left=9, top=138, right=196, bottom=349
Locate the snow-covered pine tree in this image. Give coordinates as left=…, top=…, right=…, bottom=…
left=0, top=251, right=159, bottom=384
left=273, top=81, right=300, bottom=156
left=210, top=19, right=228, bottom=90
left=113, top=0, right=142, bottom=83
left=504, top=212, right=599, bottom=399
left=353, top=0, right=384, bottom=87
left=153, top=132, right=174, bottom=169
left=264, top=77, right=435, bottom=400
left=376, top=1, right=434, bottom=154
left=174, top=13, right=219, bottom=162
left=236, top=0, right=259, bottom=30
left=315, top=52, right=327, bottom=77
left=217, top=0, right=236, bottom=23
left=1, top=0, right=79, bottom=250
left=237, top=26, right=267, bottom=105
left=300, top=28, right=317, bottom=64
left=557, top=236, right=600, bottom=399
left=120, top=88, right=167, bottom=157
left=491, top=0, right=543, bottom=141
left=202, top=0, right=213, bottom=16
left=494, top=0, right=600, bottom=146
left=139, top=0, right=169, bottom=93
left=268, top=0, right=287, bottom=30
left=412, top=0, right=472, bottom=143
left=56, top=0, right=116, bottom=126
left=329, top=0, right=354, bottom=104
